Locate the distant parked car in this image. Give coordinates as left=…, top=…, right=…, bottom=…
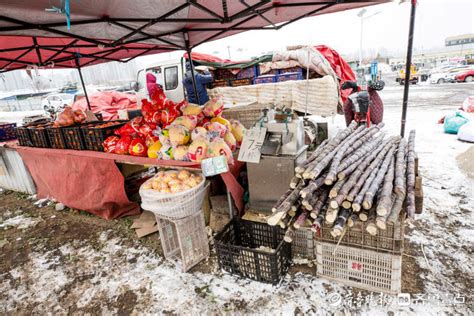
left=455, top=69, right=474, bottom=83
left=429, top=72, right=450, bottom=84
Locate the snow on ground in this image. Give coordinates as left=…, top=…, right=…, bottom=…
left=0, top=83, right=473, bottom=314
left=0, top=214, right=40, bottom=230
left=0, top=110, right=44, bottom=125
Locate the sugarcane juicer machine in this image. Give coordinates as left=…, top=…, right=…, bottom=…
left=247, top=108, right=307, bottom=213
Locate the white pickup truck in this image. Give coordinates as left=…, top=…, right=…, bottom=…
left=134, top=58, right=187, bottom=103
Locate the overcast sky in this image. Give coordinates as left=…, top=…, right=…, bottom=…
left=138, top=0, right=474, bottom=65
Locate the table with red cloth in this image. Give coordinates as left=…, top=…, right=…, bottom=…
left=12, top=144, right=245, bottom=220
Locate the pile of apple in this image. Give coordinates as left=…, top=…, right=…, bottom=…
left=103, top=88, right=246, bottom=163
left=142, top=169, right=203, bottom=194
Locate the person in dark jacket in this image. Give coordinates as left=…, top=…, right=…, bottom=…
left=183, top=63, right=213, bottom=105
left=341, top=80, right=385, bottom=126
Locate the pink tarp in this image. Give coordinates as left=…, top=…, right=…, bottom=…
left=72, top=91, right=138, bottom=121
left=14, top=145, right=245, bottom=219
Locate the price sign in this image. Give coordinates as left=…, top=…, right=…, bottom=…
left=201, top=155, right=229, bottom=177
left=238, top=127, right=267, bottom=163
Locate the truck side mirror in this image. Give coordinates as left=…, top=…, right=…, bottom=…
left=130, top=81, right=139, bottom=91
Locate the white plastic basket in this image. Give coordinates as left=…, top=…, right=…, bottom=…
left=156, top=211, right=210, bottom=272
left=140, top=177, right=207, bottom=220
left=315, top=241, right=402, bottom=294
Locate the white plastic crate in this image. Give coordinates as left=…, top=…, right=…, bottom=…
left=316, top=241, right=402, bottom=294
left=156, top=211, right=210, bottom=272
left=292, top=227, right=315, bottom=260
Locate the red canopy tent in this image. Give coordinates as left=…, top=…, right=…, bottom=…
left=0, top=1, right=389, bottom=71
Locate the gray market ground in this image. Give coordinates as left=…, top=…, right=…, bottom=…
left=0, top=80, right=473, bottom=314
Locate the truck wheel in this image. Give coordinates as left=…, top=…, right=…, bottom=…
left=465, top=76, right=473, bottom=83
left=437, top=78, right=445, bottom=84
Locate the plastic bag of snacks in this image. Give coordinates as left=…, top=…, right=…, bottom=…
left=202, top=97, right=224, bottom=117
left=207, top=138, right=234, bottom=164
left=187, top=138, right=209, bottom=162
left=103, top=136, right=120, bottom=153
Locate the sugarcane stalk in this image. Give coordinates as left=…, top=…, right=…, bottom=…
left=294, top=211, right=309, bottom=229
left=271, top=188, right=293, bottom=213
left=289, top=176, right=301, bottom=189
left=394, top=139, right=407, bottom=195
left=363, top=147, right=396, bottom=210
left=358, top=210, right=368, bottom=222
left=309, top=189, right=329, bottom=218
left=387, top=142, right=408, bottom=223
left=295, top=138, right=329, bottom=174
left=325, top=207, right=339, bottom=225
left=351, top=140, right=399, bottom=212
left=347, top=213, right=358, bottom=228
left=331, top=208, right=351, bottom=237
left=342, top=200, right=352, bottom=209
left=268, top=182, right=305, bottom=226
left=376, top=157, right=395, bottom=216
left=345, top=137, right=396, bottom=203
left=311, top=204, right=327, bottom=233
left=406, top=130, right=416, bottom=218
left=303, top=123, right=360, bottom=179
left=336, top=134, right=385, bottom=180
left=300, top=171, right=328, bottom=198
left=365, top=208, right=378, bottom=236
left=325, top=124, right=384, bottom=185
left=376, top=192, right=396, bottom=230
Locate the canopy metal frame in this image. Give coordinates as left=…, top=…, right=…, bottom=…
left=0, top=0, right=384, bottom=71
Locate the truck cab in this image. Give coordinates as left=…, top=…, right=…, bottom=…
left=135, top=58, right=186, bottom=103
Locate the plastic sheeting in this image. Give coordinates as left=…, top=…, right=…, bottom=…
left=71, top=91, right=138, bottom=121
left=208, top=76, right=338, bottom=116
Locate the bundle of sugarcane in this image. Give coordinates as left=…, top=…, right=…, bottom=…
left=267, top=122, right=416, bottom=241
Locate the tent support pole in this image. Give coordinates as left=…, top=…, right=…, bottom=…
left=184, top=34, right=200, bottom=105
left=75, top=56, right=91, bottom=111
left=400, top=0, right=417, bottom=137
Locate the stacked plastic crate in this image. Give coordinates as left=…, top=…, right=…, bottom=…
left=139, top=173, right=210, bottom=272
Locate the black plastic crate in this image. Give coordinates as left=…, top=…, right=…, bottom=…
left=214, top=218, right=291, bottom=285
left=29, top=125, right=51, bottom=148
left=46, top=126, right=67, bottom=149
left=16, top=126, right=32, bottom=146
left=0, top=122, right=17, bottom=142
left=81, top=120, right=126, bottom=151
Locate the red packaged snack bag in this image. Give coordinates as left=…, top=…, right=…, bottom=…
left=150, top=89, right=166, bottom=110
left=145, top=134, right=159, bottom=147
left=115, top=135, right=133, bottom=154
left=114, top=122, right=136, bottom=137
left=138, top=123, right=153, bottom=137
left=129, top=138, right=148, bottom=157
left=103, top=136, right=120, bottom=153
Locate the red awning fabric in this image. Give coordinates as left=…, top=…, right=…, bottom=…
left=183, top=52, right=250, bottom=64
left=315, top=45, right=356, bottom=104
left=0, top=0, right=389, bottom=72
left=13, top=144, right=245, bottom=219
left=0, top=36, right=172, bottom=71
